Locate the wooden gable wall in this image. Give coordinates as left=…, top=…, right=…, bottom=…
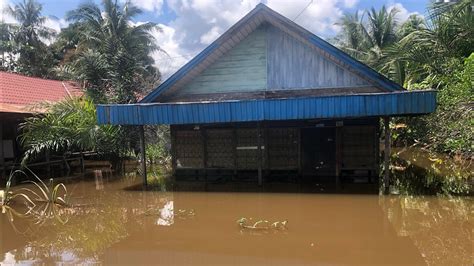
left=174, top=26, right=267, bottom=97
left=163, top=24, right=378, bottom=102
left=266, top=26, right=371, bottom=90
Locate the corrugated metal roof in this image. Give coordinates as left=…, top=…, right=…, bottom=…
left=97, top=90, right=437, bottom=125
left=140, top=4, right=403, bottom=104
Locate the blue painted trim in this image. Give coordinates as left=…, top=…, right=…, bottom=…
left=97, top=90, right=437, bottom=125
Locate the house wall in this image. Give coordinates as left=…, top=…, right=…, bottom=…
left=171, top=119, right=379, bottom=180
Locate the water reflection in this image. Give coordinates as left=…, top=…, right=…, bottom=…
left=380, top=196, right=473, bottom=266
left=0, top=177, right=472, bottom=265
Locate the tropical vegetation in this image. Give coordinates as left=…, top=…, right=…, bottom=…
left=20, top=97, right=125, bottom=164
left=335, top=0, right=473, bottom=157
left=1, top=0, right=164, bottom=166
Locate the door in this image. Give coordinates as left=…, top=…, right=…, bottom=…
left=301, top=128, right=336, bottom=176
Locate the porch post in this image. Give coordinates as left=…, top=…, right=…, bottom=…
left=139, top=126, right=147, bottom=188
left=170, top=126, right=177, bottom=178
left=257, top=123, right=263, bottom=186
left=335, top=124, right=343, bottom=189
left=383, top=117, right=391, bottom=194
left=201, top=128, right=208, bottom=190
left=232, top=126, right=237, bottom=180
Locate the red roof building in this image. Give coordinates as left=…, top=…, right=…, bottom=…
left=0, top=71, right=83, bottom=114
left=1, top=72, right=83, bottom=171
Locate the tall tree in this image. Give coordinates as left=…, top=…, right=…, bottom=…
left=6, top=0, right=56, bottom=77
left=335, top=6, right=404, bottom=83
left=0, top=22, right=17, bottom=71
left=375, top=0, right=473, bottom=87
left=64, top=0, right=161, bottom=103
left=336, top=6, right=399, bottom=62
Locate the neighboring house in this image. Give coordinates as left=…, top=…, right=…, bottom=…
left=0, top=71, right=82, bottom=176
left=96, top=4, right=437, bottom=192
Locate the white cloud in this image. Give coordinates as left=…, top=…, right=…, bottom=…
left=266, top=0, right=345, bottom=36
left=41, top=16, right=68, bottom=44
left=388, top=2, right=421, bottom=23
left=0, top=0, right=16, bottom=23
left=151, top=23, right=193, bottom=78
left=44, top=16, right=68, bottom=33
left=130, top=0, right=164, bottom=12
left=200, top=26, right=220, bottom=45
left=343, top=0, right=358, bottom=8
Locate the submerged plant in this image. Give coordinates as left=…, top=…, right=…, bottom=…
left=11, top=168, right=69, bottom=205
left=1, top=170, right=36, bottom=207
left=1, top=169, right=69, bottom=207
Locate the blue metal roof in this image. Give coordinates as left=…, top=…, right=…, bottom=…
left=140, top=4, right=403, bottom=104
left=97, top=91, right=436, bottom=125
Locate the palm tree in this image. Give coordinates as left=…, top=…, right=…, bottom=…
left=0, top=22, right=17, bottom=71
left=65, top=0, right=162, bottom=103
left=6, top=0, right=56, bottom=77
left=335, top=12, right=371, bottom=59
left=336, top=6, right=402, bottom=83
left=20, top=97, right=123, bottom=164
left=385, top=0, right=473, bottom=86
left=398, top=14, right=425, bottom=38
left=366, top=7, right=399, bottom=49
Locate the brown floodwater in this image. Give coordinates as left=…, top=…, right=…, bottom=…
left=0, top=176, right=472, bottom=265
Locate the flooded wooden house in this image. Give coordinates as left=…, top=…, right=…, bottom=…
left=96, top=4, right=436, bottom=191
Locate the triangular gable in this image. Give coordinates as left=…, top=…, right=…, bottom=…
left=141, top=4, right=403, bottom=103
left=175, top=26, right=267, bottom=96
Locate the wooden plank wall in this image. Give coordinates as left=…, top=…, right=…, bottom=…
left=266, top=26, right=371, bottom=90
left=175, top=27, right=267, bottom=96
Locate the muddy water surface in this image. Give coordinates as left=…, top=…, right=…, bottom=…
left=0, top=177, right=472, bottom=265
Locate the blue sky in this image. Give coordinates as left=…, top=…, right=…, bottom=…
left=32, top=0, right=430, bottom=24
left=1, top=0, right=431, bottom=77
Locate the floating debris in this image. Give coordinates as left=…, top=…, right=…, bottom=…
left=177, top=209, right=195, bottom=216
left=237, top=217, right=288, bottom=230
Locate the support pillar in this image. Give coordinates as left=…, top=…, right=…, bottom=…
left=201, top=128, right=208, bottom=190
left=383, top=117, right=391, bottom=195
left=257, top=123, right=263, bottom=186
left=297, top=128, right=302, bottom=186
left=139, top=126, right=147, bottom=188
left=335, top=125, right=343, bottom=189
left=232, top=127, right=237, bottom=180
left=170, top=126, right=177, bottom=178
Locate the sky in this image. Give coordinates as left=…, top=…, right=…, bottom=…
left=0, top=0, right=431, bottom=78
